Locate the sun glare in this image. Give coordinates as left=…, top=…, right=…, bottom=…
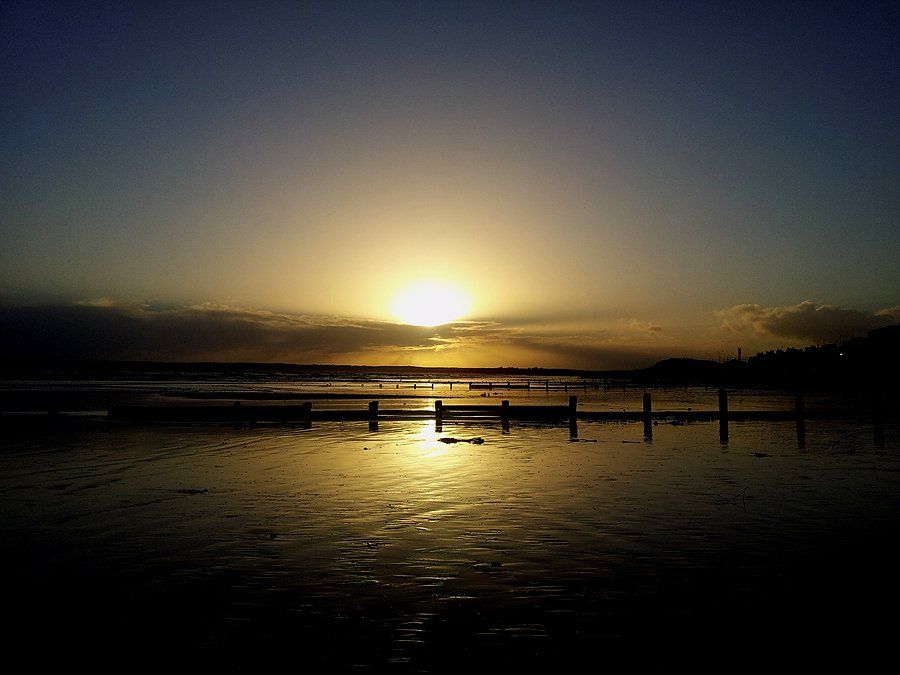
left=390, top=280, right=470, bottom=327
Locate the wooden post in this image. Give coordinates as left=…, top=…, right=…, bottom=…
left=718, top=388, right=729, bottom=444
left=302, top=401, right=312, bottom=429
left=449, top=382, right=453, bottom=390
left=368, top=400, right=379, bottom=431
left=435, top=399, right=443, bottom=433
left=568, top=395, right=577, bottom=438
left=795, top=394, right=806, bottom=447
left=643, top=392, right=652, bottom=441
left=501, top=399, right=510, bottom=433
left=873, top=392, right=884, bottom=446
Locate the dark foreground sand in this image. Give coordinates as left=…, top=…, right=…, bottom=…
left=2, top=419, right=897, bottom=671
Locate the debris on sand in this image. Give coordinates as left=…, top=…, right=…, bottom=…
left=621, top=440, right=640, bottom=444
left=752, top=452, right=769, bottom=458
left=715, top=487, right=748, bottom=510
left=439, top=437, right=485, bottom=445
left=176, top=488, right=208, bottom=495
left=490, top=561, right=502, bottom=568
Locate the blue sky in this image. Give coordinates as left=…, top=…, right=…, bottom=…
left=2, top=1, right=898, bottom=366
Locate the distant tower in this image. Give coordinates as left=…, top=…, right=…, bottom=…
left=737, top=347, right=742, bottom=362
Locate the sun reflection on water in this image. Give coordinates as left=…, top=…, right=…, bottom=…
left=408, top=419, right=451, bottom=459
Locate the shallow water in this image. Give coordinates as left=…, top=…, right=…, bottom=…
left=2, top=418, right=898, bottom=671
left=0, top=373, right=872, bottom=415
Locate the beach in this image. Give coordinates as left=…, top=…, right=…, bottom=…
left=5, top=3, right=897, bottom=669
left=2, top=401, right=897, bottom=670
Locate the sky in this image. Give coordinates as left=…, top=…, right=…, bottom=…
left=2, top=0, right=898, bottom=368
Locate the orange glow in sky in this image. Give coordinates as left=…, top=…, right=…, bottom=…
left=2, top=3, right=898, bottom=369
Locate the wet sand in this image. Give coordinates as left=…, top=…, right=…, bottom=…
left=2, top=418, right=898, bottom=671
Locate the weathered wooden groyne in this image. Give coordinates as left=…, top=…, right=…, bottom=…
left=98, top=390, right=892, bottom=447
left=4, top=389, right=890, bottom=447
left=104, top=392, right=845, bottom=423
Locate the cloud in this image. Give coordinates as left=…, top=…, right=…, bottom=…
left=413, top=318, right=670, bottom=369
left=717, top=301, right=898, bottom=342
left=0, top=303, right=442, bottom=363
left=76, top=297, right=123, bottom=308
left=0, top=302, right=671, bottom=369
left=11, top=299, right=893, bottom=368
left=628, top=319, right=663, bottom=334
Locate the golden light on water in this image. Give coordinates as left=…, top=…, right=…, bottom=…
left=390, top=281, right=470, bottom=327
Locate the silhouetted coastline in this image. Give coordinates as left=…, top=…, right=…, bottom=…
left=3, top=323, right=897, bottom=393
left=635, top=323, right=900, bottom=390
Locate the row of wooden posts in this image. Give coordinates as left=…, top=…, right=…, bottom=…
left=353, top=380, right=627, bottom=390
left=101, top=389, right=883, bottom=446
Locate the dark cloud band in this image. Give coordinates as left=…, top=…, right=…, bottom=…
left=0, top=302, right=662, bottom=369
left=718, top=301, right=898, bottom=342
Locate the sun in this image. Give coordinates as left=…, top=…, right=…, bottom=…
left=390, top=280, right=470, bottom=327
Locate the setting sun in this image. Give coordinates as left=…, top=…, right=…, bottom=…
left=390, top=281, right=470, bottom=326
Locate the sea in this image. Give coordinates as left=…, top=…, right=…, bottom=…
left=1, top=370, right=897, bottom=671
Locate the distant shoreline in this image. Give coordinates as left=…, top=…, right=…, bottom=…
left=0, top=360, right=636, bottom=380
left=2, top=322, right=899, bottom=392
